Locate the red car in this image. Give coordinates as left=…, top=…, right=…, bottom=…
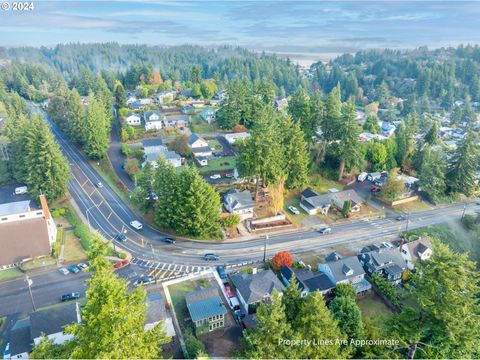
left=224, top=285, right=235, bottom=298
left=113, top=259, right=130, bottom=269
left=371, top=186, right=381, bottom=193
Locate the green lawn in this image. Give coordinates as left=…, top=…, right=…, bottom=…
left=309, top=174, right=343, bottom=194
left=0, top=268, right=23, bottom=282
left=357, top=292, right=394, bottom=323
left=63, top=230, right=87, bottom=262
left=169, top=278, right=211, bottom=332
left=198, top=156, right=237, bottom=174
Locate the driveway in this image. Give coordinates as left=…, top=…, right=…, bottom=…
left=108, top=119, right=136, bottom=191
left=216, top=136, right=236, bottom=156
left=0, top=183, right=32, bottom=205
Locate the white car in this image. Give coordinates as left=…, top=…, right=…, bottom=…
left=96, top=182, right=103, bottom=188
left=58, top=267, right=69, bottom=275
left=209, top=174, right=221, bottom=180
left=288, top=206, right=300, bottom=215
left=130, top=220, right=143, bottom=230
left=381, top=241, right=393, bottom=249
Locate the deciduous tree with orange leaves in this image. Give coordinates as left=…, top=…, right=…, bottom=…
left=271, top=251, right=293, bottom=270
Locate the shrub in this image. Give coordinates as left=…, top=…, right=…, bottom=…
left=371, top=273, right=400, bottom=307
left=220, top=214, right=240, bottom=228
left=118, top=252, right=127, bottom=260
left=74, top=225, right=93, bottom=251
left=121, top=143, right=132, bottom=156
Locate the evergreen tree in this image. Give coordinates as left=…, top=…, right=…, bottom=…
left=114, top=81, right=127, bottom=109
left=424, top=120, right=440, bottom=145
left=418, top=147, right=446, bottom=203
left=329, top=295, right=365, bottom=344
left=363, top=115, right=381, bottom=134
left=395, top=122, right=414, bottom=169
left=67, top=89, right=86, bottom=145
left=381, top=168, right=405, bottom=202
left=95, top=75, right=113, bottom=127
left=83, top=94, right=109, bottom=160
left=321, top=84, right=342, bottom=142
left=288, top=88, right=315, bottom=143
left=447, top=133, right=478, bottom=196
left=281, top=117, right=309, bottom=189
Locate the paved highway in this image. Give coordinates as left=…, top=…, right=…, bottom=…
left=30, top=105, right=479, bottom=267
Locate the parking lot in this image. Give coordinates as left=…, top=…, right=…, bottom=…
left=0, top=183, right=32, bottom=206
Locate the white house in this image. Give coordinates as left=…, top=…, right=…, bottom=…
left=188, top=134, right=212, bottom=158
left=400, top=239, right=433, bottom=270
left=156, top=91, right=176, bottom=104
left=223, top=189, right=254, bottom=220
left=144, top=111, right=162, bottom=131
left=125, top=113, right=142, bottom=126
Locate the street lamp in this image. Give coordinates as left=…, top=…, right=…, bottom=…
left=461, top=203, right=467, bottom=219
left=25, top=276, right=36, bottom=311
left=263, top=235, right=269, bottom=263
left=85, top=205, right=96, bottom=232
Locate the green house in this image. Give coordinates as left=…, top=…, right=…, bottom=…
left=186, top=287, right=227, bottom=335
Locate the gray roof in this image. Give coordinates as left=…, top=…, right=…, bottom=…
left=325, top=252, right=343, bottom=262
left=142, top=138, right=163, bottom=148
left=185, top=287, right=227, bottom=322
left=188, top=134, right=202, bottom=145
left=384, top=264, right=403, bottom=277
left=30, top=302, right=78, bottom=339
left=301, top=188, right=319, bottom=198
left=0, top=200, right=30, bottom=217
left=6, top=318, right=32, bottom=356
left=304, top=194, right=332, bottom=209
left=224, top=190, right=254, bottom=211
left=191, top=146, right=212, bottom=154
left=294, top=268, right=335, bottom=292
left=332, top=189, right=364, bottom=207
left=144, top=110, right=161, bottom=121
left=323, top=256, right=365, bottom=282
left=146, top=293, right=167, bottom=325
left=231, top=270, right=284, bottom=304
left=371, top=249, right=405, bottom=268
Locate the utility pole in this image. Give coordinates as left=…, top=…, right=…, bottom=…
left=263, top=235, right=269, bottom=263
left=25, top=276, right=36, bottom=311
left=461, top=203, right=467, bottom=219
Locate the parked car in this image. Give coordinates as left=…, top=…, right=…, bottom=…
left=213, top=153, right=223, bottom=158
left=357, top=172, right=368, bottom=182
left=318, top=227, right=332, bottom=235
left=288, top=206, right=300, bottom=215
left=203, top=253, right=219, bottom=261
left=95, top=182, right=103, bottom=188
left=58, top=267, right=69, bottom=276
left=14, top=186, right=28, bottom=195
left=135, top=275, right=155, bottom=286
left=209, top=174, right=221, bottom=180
left=225, top=173, right=234, bottom=178
left=69, top=265, right=80, bottom=274
left=130, top=220, right=143, bottom=230
left=395, top=215, right=406, bottom=221
left=381, top=241, right=394, bottom=249
left=150, top=192, right=158, bottom=201
left=371, top=186, right=381, bottom=193
left=224, top=285, right=235, bottom=298
left=217, top=265, right=227, bottom=279
left=77, top=262, right=88, bottom=271
left=163, top=237, right=176, bottom=244
left=115, top=233, right=127, bottom=242
left=60, top=292, right=80, bottom=302
left=113, top=259, right=130, bottom=269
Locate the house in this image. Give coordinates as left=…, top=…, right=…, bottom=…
left=156, top=91, right=176, bottom=104
left=224, top=132, right=251, bottom=144
left=359, top=132, right=388, bottom=142
left=0, top=196, right=57, bottom=270
left=144, top=111, right=162, bottom=131
left=162, top=114, right=188, bottom=130
left=185, top=287, right=227, bottom=335
left=195, top=156, right=208, bottom=166
left=400, top=239, right=433, bottom=270
left=125, top=113, right=142, bottom=126
left=188, top=134, right=212, bottom=158
left=30, top=302, right=81, bottom=345
left=181, top=104, right=196, bottom=114
left=358, top=248, right=407, bottom=284
left=331, top=189, right=363, bottom=212
left=130, top=98, right=152, bottom=110
left=145, top=293, right=176, bottom=337
left=214, top=89, right=226, bottom=100
left=299, top=188, right=331, bottom=215
left=381, top=122, right=396, bottom=137
left=223, top=189, right=254, bottom=220
left=126, top=95, right=137, bottom=106
left=180, top=89, right=194, bottom=98
left=318, top=256, right=371, bottom=295
left=231, top=270, right=284, bottom=314
left=200, top=106, right=216, bottom=123
left=280, top=266, right=335, bottom=297
left=2, top=318, right=32, bottom=359
left=324, top=252, right=343, bottom=262
left=274, top=97, right=288, bottom=112
left=142, top=139, right=182, bottom=168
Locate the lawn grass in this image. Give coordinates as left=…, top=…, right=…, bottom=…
left=20, top=257, right=58, bottom=271
left=394, top=199, right=433, bottom=213
left=309, top=174, right=343, bottom=194
left=0, top=268, right=23, bottom=282
left=198, top=156, right=237, bottom=174
left=357, top=292, right=394, bottom=323
left=63, top=230, right=87, bottom=262
left=169, top=278, right=211, bottom=332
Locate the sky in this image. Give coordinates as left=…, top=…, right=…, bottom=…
left=1, top=1, right=480, bottom=59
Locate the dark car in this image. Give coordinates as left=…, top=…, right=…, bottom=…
left=204, top=253, right=219, bottom=261
left=217, top=265, right=227, bottom=279
left=318, top=227, right=332, bottom=235
left=115, top=233, right=127, bottom=242
left=396, top=215, right=406, bottom=221
left=135, top=275, right=155, bottom=286
left=371, top=186, right=381, bottom=193
left=61, top=292, right=80, bottom=302
left=69, top=265, right=80, bottom=274
left=163, top=237, right=176, bottom=244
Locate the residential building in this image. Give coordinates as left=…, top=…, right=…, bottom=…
left=224, top=132, right=251, bottom=144
left=185, top=287, right=227, bottom=335
left=330, top=189, right=363, bottom=213
left=180, top=89, right=194, bottom=99
left=318, top=256, right=371, bottom=294
left=360, top=132, right=388, bottom=142
left=181, top=104, right=195, bottom=114
left=30, top=302, right=81, bottom=345
left=223, top=189, right=254, bottom=220
left=231, top=270, right=284, bottom=314
left=214, top=89, right=226, bottom=100
left=2, top=318, right=31, bottom=359
left=274, top=97, right=288, bottom=112
left=144, top=111, right=162, bottom=131
left=156, top=91, right=176, bottom=104
left=200, top=106, right=216, bottom=123
left=280, top=266, right=335, bottom=297
left=126, top=95, right=137, bottom=106
left=142, top=139, right=182, bottom=168
left=400, top=239, right=433, bottom=270
left=162, top=114, right=188, bottom=130
left=381, top=122, right=396, bottom=137
left=0, top=196, right=57, bottom=270
left=299, top=188, right=331, bottom=215
left=125, top=113, right=142, bottom=126
left=188, top=134, right=212, bottom=158
left=195, top=156, right=208, bottom=166
left=358, top=248, right=407, bottom=284
left=145, top=293, right=176, bottom=337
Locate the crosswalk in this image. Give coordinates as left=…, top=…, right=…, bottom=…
left=130, top=257, right=212, bottom=283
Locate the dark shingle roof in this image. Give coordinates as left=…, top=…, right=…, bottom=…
left=6, top=318, right=32, bottom=356
left=146, top=293, right=167, bottom=325
left=142, top=138, right=163, bottom=148
left=301, top=188, right=319, bottom=198
left=30, top=302, right=78, bottom=339
left=325, top=252, right=343, bottom=262
left=231, top=270, right=284, bottom=304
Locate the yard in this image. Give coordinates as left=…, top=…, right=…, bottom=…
left=357, top=292, right=394, bottom=323
left=190, top=115, right=219, bottom=134
left=198, top=156, right=237, bottom=174
left=168, top=278, right=212, bottom=332
left=63, top=230, right=88, bottom=262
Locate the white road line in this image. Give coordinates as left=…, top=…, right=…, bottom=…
left=161, top=263, right=167, bottom=270
left=167, top=264, right=172, bottom=270
left=178, top=265, right=184, bottom=272
left=155, top=263, right=162, bottom=269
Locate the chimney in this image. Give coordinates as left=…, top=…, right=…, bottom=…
left=39, top=195, right=51, bottom=220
